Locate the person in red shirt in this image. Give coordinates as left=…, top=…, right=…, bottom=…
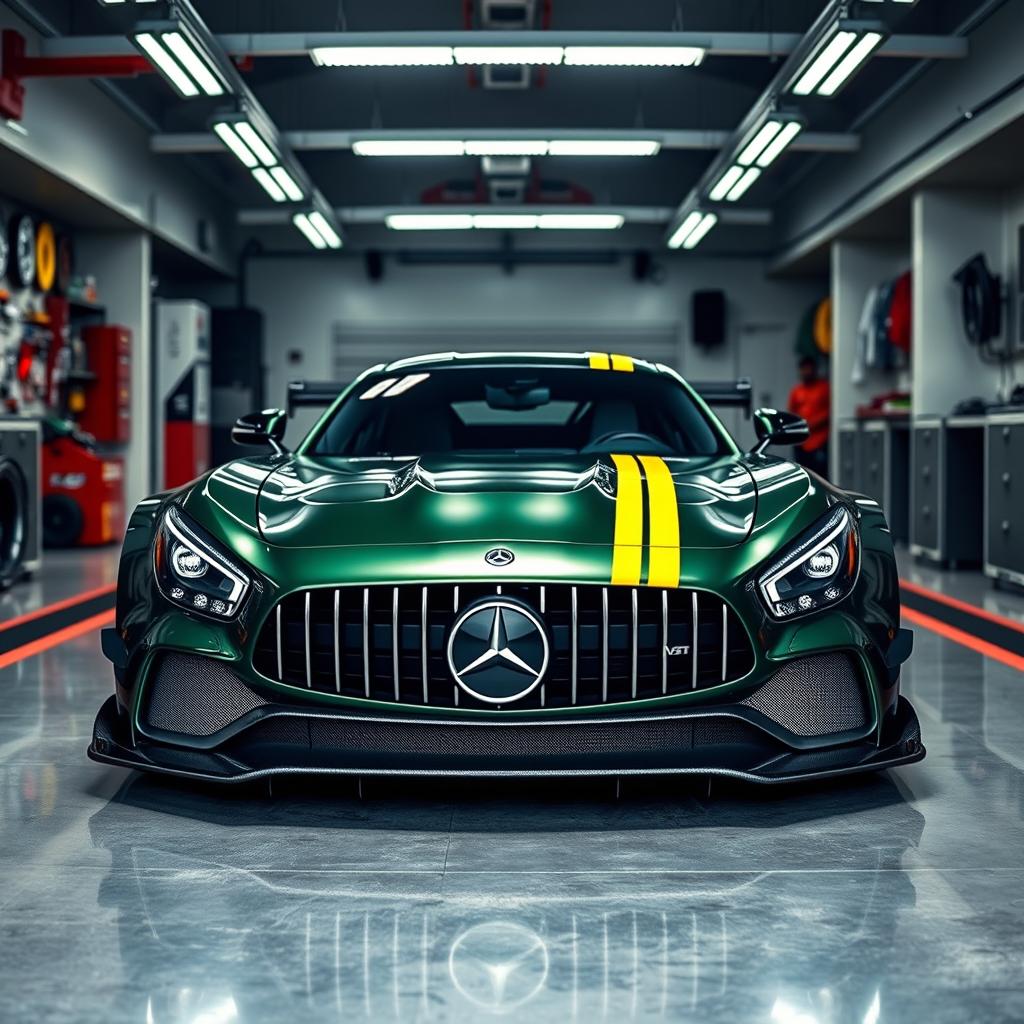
left=788, top=356, right=831, bottom=478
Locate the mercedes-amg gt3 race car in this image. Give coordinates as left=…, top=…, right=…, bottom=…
left=89, top=351, right=923, bottom=783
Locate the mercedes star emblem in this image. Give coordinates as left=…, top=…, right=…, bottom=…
left=448, top=921, right=550, bottom=1012
left=446, top=599, right=549, bottom=703
left=484, top=547, right=515, bottom=567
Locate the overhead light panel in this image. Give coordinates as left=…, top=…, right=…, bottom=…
left=293, top=213, right=327, bottom=249
left=454, top=46, right=563, bottom=65
left=234, top=122, right=277, bottom=166
left=307, top=211, right=343, bottom=248
left=681, top=212, right=717, bottom=250
left=132, top=19, right=230, bottom=99
left=352, top=140, right=465, bottom=156
left=667, top=211, right=703, bottom=250
left=269, top=166, right=303, bottom=201
left=464, top=140, right=550, bottom=156
left=755, top=120, right=802, bottom=167
left=547, top=139, right=660, bottom=156
left=708, top=165, right=744, bottom=201
left=725, top=166, right=761, bottom=201
left=212, top=121, right=257, bottom=168
left=311, top=46, right=454, bottom=67
left=310, top=45, right=705, bottom=69
left=385, top=212, right=625, bottom=231
left=536, top=213, right=624, bottom=229
left=252, top=167, right=286, bottom=202
left=387, top=214, right=475, bottom=230
left=789, top=22, right=886, bottom=97
left=351, top=138, right=661, bottom=158
left=563, top=46, right=704, bottom=66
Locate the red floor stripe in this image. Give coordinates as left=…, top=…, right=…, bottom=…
left=903, top=606, right=1024, bottom=672
left=0, top=583, right=116, bottom=635
left=0, top=610, right=114, bottom=670
left=900, top=578, right=1024, bottom=635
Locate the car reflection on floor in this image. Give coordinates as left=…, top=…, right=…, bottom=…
left=88, top=774, right=924, bottom=1023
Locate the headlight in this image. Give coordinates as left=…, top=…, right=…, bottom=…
left=154, top=506, right=251, bottom=618
left=757, top=505, right=859, bottom=619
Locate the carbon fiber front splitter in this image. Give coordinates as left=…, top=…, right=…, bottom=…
left=88, top=694, right=925, bottom=785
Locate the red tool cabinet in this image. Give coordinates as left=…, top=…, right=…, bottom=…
left=78, top=325, right=131, bottom=443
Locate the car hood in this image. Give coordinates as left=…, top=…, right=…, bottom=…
left=198, top=451, right=811, bottom=552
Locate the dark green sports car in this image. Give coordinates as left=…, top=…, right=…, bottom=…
left=89, top=351, right=923, bottom=783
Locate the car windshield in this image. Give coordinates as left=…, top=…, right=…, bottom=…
left=307, top=365, right=730, bottom=458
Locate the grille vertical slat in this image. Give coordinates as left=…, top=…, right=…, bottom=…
left=691, top=591, right=699, bottom=689
left=571, top=586, right=578, bottom=706
left=362, top=588, right=370, bottom=698
left=304, top=591, right=312, bottom=689
left=392, top=586, right=400, bottom=701
left=420, top=586, right=428, bottom=704
left=333, top=589, right=341, bottom=693
left=254, top=584, right=755, bottom=712
left=275, top=603, right=282, bottom=681
left=601, top=587, right=609, bottom=703
left=721, top=601, right=728, bottom=683
left=631, top=588, right=638, bottom=699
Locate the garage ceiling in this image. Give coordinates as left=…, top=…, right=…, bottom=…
left=7, top=0, right=1005, bottom=254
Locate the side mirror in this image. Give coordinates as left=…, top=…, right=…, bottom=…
left=232, top=409, right=288, bottom=455
left=750, top=408, right=809, bottom=454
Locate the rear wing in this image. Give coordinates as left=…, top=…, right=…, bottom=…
left=690, top=378, right=752, bottom=418
left=287, top=380, right=344, bottom=417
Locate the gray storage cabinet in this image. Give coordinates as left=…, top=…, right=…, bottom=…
left=911, top=416, right=984, bottom=568
left=986, top=412, right=1024, bottom=586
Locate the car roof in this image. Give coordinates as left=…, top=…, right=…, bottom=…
left=381, top=351, right=664, bottom=375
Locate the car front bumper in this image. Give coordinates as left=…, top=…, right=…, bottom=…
left=89, top=692, right=924, bottom=785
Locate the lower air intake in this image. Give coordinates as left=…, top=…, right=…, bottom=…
left=742, top=653, right=868, bottom=737
left=144, top=653, right=267, bottom=737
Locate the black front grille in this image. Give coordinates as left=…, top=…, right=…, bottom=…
left=253, top=584, right=755, bottom=711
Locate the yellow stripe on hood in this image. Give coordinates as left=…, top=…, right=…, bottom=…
left=638, top=455, right=680, bottom=588
left=610, top=453, right=643, bottom=586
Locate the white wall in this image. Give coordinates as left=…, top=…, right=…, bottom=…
left=246, top=256, right=822, bottom=451
left=913, top=189, right=1006, bottom=414
left=76, top=232, right=152, bottom=510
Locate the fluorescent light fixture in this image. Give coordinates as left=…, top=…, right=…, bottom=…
left=563, top=46, right=704, bottom=66
left=547, top=139, right=660, bottom=156
left=269, top=166, right=304, bottom=201
left=681, top=212, right=717, bottom=250
left=353, top=140, right=465, bottom=156
left=791, top=29, right=857, bottom=95
left=162, top=31, right=224, bottom=96
left=708, top=165, right=744, bottom=201
left=234, top=122, right=276, bottom=166
left=471, top=214, right=540, bottom=229
left=818, top=31, right=884, bottom=95
left=482, top=155, right=531, bottom=175
left=212, top=122, right=257, bottom=168
left=134, top=32, right=198, bottom=97
left=453, top=46, right=564, bottom=65
left=536, top=213, right=624, bottom=229
left=252, top=167, right=286, bottom=202
left=292, top=213, right=327, bottom=249
left=667, top=210, right=704, bottom=249
left=725, top=166, right=761, bottom=201
left=386, top=214, right=475, bottom=230
left=464, top=140, right=550, bottom=156
left=308, top=211, right=342, bottom=248
left=311, top=46, right=454, bottom=67
left=756, top=120, right=802, bottom=167
left=737, top=121, right=783, bottom=166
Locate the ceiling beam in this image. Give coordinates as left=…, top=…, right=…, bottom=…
left=41, top=31, right=968, bottom=61
left=152, top=128, right=859, bottom=155
left=236, top=205, right=771, bottom=227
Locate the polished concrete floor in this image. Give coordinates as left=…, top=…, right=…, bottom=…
left=2, top=552, right=1024, bottom=1022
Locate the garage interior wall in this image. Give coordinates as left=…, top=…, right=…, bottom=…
left=249, top=258, right=822, bottom=450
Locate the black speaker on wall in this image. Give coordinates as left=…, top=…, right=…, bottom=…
left=692, top=289, right=726, bottom=348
